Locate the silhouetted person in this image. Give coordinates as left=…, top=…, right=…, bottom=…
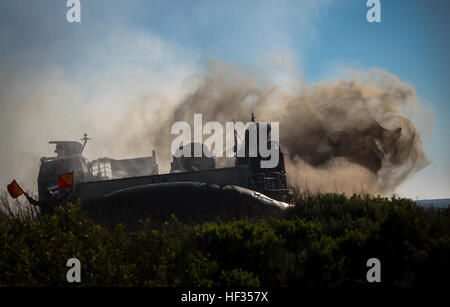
left=23, top=190, right=71, bottom=216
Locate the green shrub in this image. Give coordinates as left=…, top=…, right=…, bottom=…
left=0, top=194, right=448, bottom=287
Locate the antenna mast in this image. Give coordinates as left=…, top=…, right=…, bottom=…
left=81, top=133, right=91, bottom=152
left=251, top=95, right=255, bottom=122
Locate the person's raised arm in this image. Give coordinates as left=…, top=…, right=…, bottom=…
left=23, top=192, right=42, bottom=207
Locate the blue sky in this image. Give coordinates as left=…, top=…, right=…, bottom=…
left=0, top=0, right=448, bottom=198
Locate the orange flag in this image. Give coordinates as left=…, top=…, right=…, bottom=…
left=7, top=180, right=24, bottom=199
left=58, top=172, right=73, bottom=188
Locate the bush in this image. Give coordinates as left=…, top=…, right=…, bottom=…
left=0, top=193, right=448, bottom=287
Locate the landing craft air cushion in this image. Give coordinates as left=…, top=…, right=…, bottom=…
left=37, top=116, right=292, bottom=220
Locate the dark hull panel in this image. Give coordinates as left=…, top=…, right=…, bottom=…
left=74, top=167, right=249, bottom=201
left=83, top=182, right=289, bottom=225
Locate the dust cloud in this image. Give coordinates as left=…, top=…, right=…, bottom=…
left=0, top=60, right=431, bottom=195
left=137, top=62, right=430, bottom=195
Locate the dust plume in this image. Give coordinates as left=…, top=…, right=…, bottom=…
left=139, top=61, right=430, bottom=195
left=0, top=56, right=430, bottom=196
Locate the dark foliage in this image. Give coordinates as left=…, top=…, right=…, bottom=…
left=0, top=193, right=448, bottom=287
